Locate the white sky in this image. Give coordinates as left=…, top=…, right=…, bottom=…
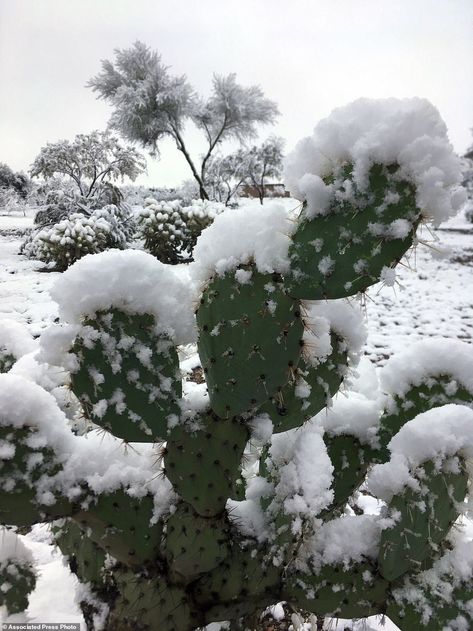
left=1, top=0, right=472, bottom=187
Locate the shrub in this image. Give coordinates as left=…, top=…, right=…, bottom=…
left=136, top=197, right=225, bottom=264
left=27, top=205, right=131, bottom=270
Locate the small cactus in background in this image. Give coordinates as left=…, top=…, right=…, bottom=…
left=136, top=197, right=224, bottom=264
left=26, top=204, right=132, bottom=270
left=0, top=98, right=472, bottom=631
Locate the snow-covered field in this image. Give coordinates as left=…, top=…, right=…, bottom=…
left=0, top=205, right=472, bottom=630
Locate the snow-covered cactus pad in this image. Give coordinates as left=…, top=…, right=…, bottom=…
left=0, top=529, right=36, bottom=615
left=1, top=98, right=471, bottom=631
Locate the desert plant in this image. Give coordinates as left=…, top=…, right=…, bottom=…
left=0, top=98, right=471, bottom=631
left=136, top=198, right=225, bottom=264
left=26, top=204, right=132, bottom=270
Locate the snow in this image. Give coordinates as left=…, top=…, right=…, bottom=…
left=367, top=404, right=473, bottom=502
left=284, top=98, right=466, bottom=226
left=191, top=200, right=295, bottom=284
left=315, top=391, right=382, bottom=447
left=0, top=529, right=34, bottom=567
left=0, top=373, right=175, bottom=515
left=0, top=319, right=37, bottom=359
left=379, top=338, right=473, bottom=397
left=270, top=426, right=334, bottom=520
left=302, top=299, right=367, bottom=369
left=50, top=249, right=196, bottom=345
left=302, top=515, right=385, bottom=572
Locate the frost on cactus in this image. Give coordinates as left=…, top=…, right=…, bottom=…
left=0, top=98, right=472, bottom=631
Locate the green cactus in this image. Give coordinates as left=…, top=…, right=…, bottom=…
left=1, top=100, right=471, bottom=631
left=72, top=309, right=182, bottom=442
left=164, top=411, right=249, bottom=516
left=378, top=459, right=468, bottom=581
left=53, top=518, right=108, bottom=586
left=71, top=491, right=164, bottom=568
left=0, top=424, right=74, bottom=526
left=196, top=266, right=303, bottom=417
left=0, top=529, right=36, bottom=615
left=288, top=163, right=420, bottom=300
left=0, top=352, right=16, bottom=373
left=283, top=560, right=389, bottom=619
left=261, top=332, right=348, bottom=433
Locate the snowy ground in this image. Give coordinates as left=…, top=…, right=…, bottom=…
left=0, top=205, right=472, bottom=630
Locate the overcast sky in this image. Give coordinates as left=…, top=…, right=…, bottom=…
left=1, top=0, right=472, bottom=187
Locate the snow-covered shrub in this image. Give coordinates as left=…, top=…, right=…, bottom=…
left=1, top=98, right=471, bottom=631
left=0, top=187, right=28, bottom=215
left=136, top=197, right=224, bottom=264
left=27, top=204, right=131, bottom=270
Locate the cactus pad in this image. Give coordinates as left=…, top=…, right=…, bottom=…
left=0, top=530, right=36, bottom=615
left=72, top=309, right=182, bottom=442
left=262, top=332, right=348, bottom=433
left=53, top=518, right=107, bottom=586
left=165, top=411, right=249, bottom=517
left=194, top=545, right=281, bottom=622
left=72, top=490, right=163, bottom=568
left=0, top=352, right=15, bottom=373
left=288, top=164, right=419, bottom=300
left=165, top=502, right=230, bottom=581
left=284, top=562, right=388, bottom=618
left=110, top=569, right=192, bottom=631
left=378, top=378, right=473, bottom=461
left=196, top=267, right=303, bottom=417
left=388, top=578, right=473, bottom=630
left=378, top=460, right=468, bottom=581
left=0, top=426, right=72, bottom=526
left=323, top=435, right=376, bottom=515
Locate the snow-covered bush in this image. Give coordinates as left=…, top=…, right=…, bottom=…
left=26, top=204, right=132, bottom=270
left=1, top=98, right=471, bottom=631
left=136, top=197, right=225, bottom=263
left=0, top=187, right=28, bottom=215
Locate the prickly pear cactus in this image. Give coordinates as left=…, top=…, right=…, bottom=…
left=0, top=529, right=36, bottom=615
left=1, top=98, right=472, bottom=631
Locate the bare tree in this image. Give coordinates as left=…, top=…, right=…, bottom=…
left=204, top=136, right=284, bottom=205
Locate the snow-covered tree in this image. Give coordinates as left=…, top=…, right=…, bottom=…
left=205, top=136, right=284, bottom=205
left=204, top=151, right=249, bottom=205
left=88, top=41, right=279, bottom=200
left=30, top=130, right=146, bottom=205
left=243, top=136, right=284, bottom=204
left=0, top=162, right=30, bottom=199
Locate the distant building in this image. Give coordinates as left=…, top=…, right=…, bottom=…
left=238, top=183, right=290, bottom=199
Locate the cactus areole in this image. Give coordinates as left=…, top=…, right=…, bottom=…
left=0, top=98, right=472, bottom=631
